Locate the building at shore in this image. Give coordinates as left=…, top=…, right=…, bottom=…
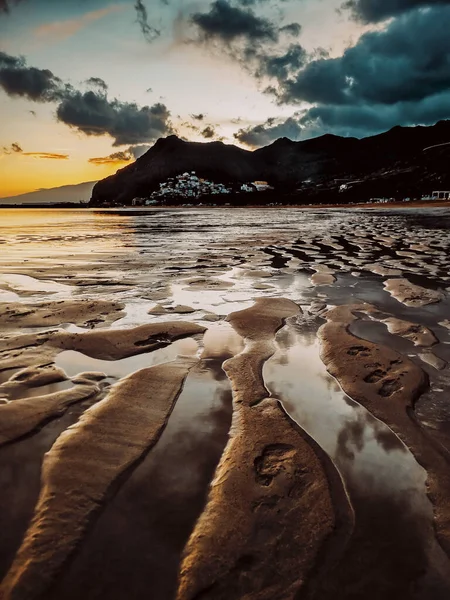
left=422, top=191, right=450, bottom=201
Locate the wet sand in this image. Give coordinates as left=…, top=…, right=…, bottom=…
left=1, top=207, right=450, bottom=599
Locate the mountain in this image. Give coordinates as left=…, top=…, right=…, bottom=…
left=0, top=181, right=97, bottom=206
left=90, top=121, right=450, bottom=206
left=90, top=136, right=264, bottom=206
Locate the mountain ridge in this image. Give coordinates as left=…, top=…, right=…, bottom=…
left=88, top=120, right=450, bottom=205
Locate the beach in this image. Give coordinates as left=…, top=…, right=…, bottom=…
left=1, top=206, right=450, bottom=599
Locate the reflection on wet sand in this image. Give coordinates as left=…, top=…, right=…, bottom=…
left=0, top=396, right=100, bottom=582
left=264, top=318, right=450, bottom=598
left=55, top=337, right=200, bottom=379
left=46, top=352, right=233, bottom=600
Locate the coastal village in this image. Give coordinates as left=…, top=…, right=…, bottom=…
left=130, top=172, right=450, bottom=207
left=131, top=171, right=273, bottom=206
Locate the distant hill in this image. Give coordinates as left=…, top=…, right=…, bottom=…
left=0, top=181, right=97, bottom=206
left=89, top=120, right=450, bottom=206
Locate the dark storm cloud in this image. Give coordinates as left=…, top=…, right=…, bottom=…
left=279, top=6, right=450, bottom=106
left=299, top=90, right=450, bottom=138
left=201, top=125, right=216, bottom=138
left=262, top=5, right=450, bottom=137
left=0, top=51, right=174, bottom=146
left=257, top=44, right=307, bottom=80
left=234, top=115, right=302, bottom=147
left=342, top=0, right=450, bottom=23
left=57, top=93, right=173, bottom=146
left=191, top=0, right=278, bottom=44
left=0, top=51, right=62, bottom=101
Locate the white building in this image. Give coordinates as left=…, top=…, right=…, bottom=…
left=432, top=191, right=450, bottom=200
left=422, top=191, right=450, bottom=201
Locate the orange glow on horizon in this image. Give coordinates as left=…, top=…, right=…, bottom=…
left=0, top=154, right=125, bottom=198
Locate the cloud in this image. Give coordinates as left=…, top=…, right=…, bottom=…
left=201, top=125, right=216, bottom=138
left=191, top=0, right=278, bottom=44
left=342, top=0, right=450, bottom=23
left=56, top=94, right=173, bottom=146
left=0, top=51, right=174, bottom=146
left=263, top=5, right=450, bottom=137
left=280, top=22, right=302, bottom=36
left=134, top=0, right=160, bottom=42
left=234, top=115, right=302, bottom=147
left=298, top=90, right=450, bottom=138
left=23, top=152, right=69, bottom=159
left=88, top=149, right=133, bottom=165
left=86, top=77, right=108, bottom=91
left=88, top=142, right=152, bottom=164
left=191, top=113, right=205, bottom=121
left=128, top=144, right=151, bottom=158
left=3, top=141, right=22, bottom=153
left=33, top=5, right=124, bottom=42
left=279, top=6, right=450, bottom=106
left=0, top=51, right=62, bottom=101
left=256, top=43, right=307, bottom=80
left=2, top=142, right=68, bottom=159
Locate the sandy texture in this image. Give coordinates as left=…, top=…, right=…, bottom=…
left=0, top=359, right=196, bottom=600
left=0, top=364, right=67, bottom=395
left=311, top=266, right=336, bottom=287
left=177, top=400, right=338, bottom=600
left=363, top=264, right=403, bottom=277
left=319, top=304, right=450, bottom=555
left=46, top=322, right=206, bottom=360
left=0, top=322, right=206, bottom=372
left=419, top=352, right=447, bottom=371
left=0, top=383, right=99, bottom=446
left=384, top=278, right=444, bottom=307
left=381, top=316, right=438, bottom=347
left=226, top=297, right=300, bottom=343
left=177, top=298, right=349, bottom=600
left=225, top=298, right=300, bottom=406
left=149, top=304, right=196, bottom=315
left=0, top=300, right=125, bottom=329
left=361, top=309, right=439, bottom=347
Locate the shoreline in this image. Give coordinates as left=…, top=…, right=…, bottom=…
left=0, top=200, right=450, bottom=212
left=1, top=199, right=450, bottom=210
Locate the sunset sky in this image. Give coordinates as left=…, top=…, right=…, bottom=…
left=1, top=0, right=450, bottom=197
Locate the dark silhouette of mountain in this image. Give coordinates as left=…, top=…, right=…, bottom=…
left=90, top=121, right=450, bottom=206
left=90, top=137, right=264, bottom=206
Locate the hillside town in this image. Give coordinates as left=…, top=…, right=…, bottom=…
left=131, top=172, right=272, bottom=206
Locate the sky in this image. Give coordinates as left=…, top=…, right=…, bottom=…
left=1, top=0, right=450, bottom=197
